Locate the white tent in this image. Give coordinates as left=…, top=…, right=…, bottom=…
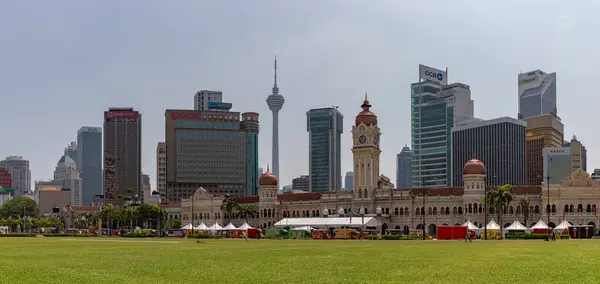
left=530, top=220, right=549, bottom=230
left=238, top=222, right=254, bottom=230
left=463, top=220, right=479, bottom=230
left=485, top=220, right=501, bottom=230
left=291, top=226, right=315, bottom=231
left=505, top=220, right=528, bottom=231
left=222, top=223, right=238, bottom=230
left=208, top=223, right=223, bottom=231
left=194, top=223, right=208, bottom=230
left=181, top=223, right=193, bottom=230
left=274, top=217, right=377, bottom=228
left=554, top=220, right=571, bottom=231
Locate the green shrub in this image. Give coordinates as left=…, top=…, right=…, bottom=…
left=506, top=233, right=571, bottom=240
left=123, top=229, right=156, bottom=238
left=42, top=234, right=95, bottom=237
left=0, top=233, right=36, bottom=237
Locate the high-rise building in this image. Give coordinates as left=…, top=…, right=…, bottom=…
left=0, top=168, right=11, bottom=188
left=194, top=90, right=223, bottom=111
left=165, top=109, right=259, bottom=200
left=258, top=167, right=264, bottom=180
left=65, top=142, right=78, bottom=164
left=307, top=107, right=344, bottom=192
left=344, top=171, right=353, bottom=190
left=543, top=147, right=571, bottom=185
left=266, top=56, right=284, bottom=187
left=53, top=155, right=82, bottom=205
left=77, top=126, right=103, bottom=206
left=156, top=142, right=167, bottom=198
left=396, top=145, right=412, bottom=188
left=563, top=135, right=587, bottom=172
left=411, top=66, right=474, bottom=188
left=451, top=117, right=527, bottom=186
left=591, top=169, right=600, bottom=181
left=522, top=114, right=564, bottom=186
left=103, top=108, right=142, bottom=205
left=0, top=156, right=31, bottom=196
left=292, top=175, right=309, bottom=192
left=518, top=70, right=557, bottom=119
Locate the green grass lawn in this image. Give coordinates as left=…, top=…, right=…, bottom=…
left=0, top=238, right=598, bottom=283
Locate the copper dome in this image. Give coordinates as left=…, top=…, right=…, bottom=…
left=463, top=157, right=486, bottom=175
left=259, top=168, right=278, bottom=186
left=355, top=95, right=378, bottom=126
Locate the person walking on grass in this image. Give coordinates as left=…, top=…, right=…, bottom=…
left=551, top=230, right=556, bottom=241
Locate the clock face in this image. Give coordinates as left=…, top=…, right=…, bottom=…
left=358, top=135, right=367, bottom=144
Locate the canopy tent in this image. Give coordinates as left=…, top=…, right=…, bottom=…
left=485, top=220, right=501, bottom=230
left=554, top=220, right=571, bottom=230
left=194, top=223, right=208, bottom=230
left=274, top=217, right=377, bottom=228
left=463, top=220, right=479, bottom=230
left=208, top=223, right=223, bottom=231
left=530, top=220, right=549, bottom=230
left=505, top=220, right=528, bottom=231
left=238, top=222, right=254, bottom=230
left=181, top=223, right=193, bottom=230
left=291, top=226, right=315, bottom=231
left=222, top=223, right=238, bottom=230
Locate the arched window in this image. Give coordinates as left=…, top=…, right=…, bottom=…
left=420, top=207, right=425, bottom=215
left=586, top=204, right=592, bottom=213
left=578, top=204, right=583, bottom=213
left=530, top=205, right=534, bottom=214
left=385, top=208, right=390, bottom=215
left=358, top=188, right=362, bottom=198
left=316, top=210, right=320, bottom=217
left=452, top=206, right=457, bottom=215
left=433, top=207, right=437, bottom=215
left=394, top=207, right=399, bottom=215
left=468, top=204, right=472, bottom=214
left=439, top=208, right=444, bottom=215
left=428, top=207, right=433, bottom=215
left=458, top=206, right=463, bottom=214
left=545, top=204, right=550, bottom=214
left=534, top=205, right=539, bottom=214
left=405, top=207, right=409, bottom=216
left=474, top=204, right=478, bottom=214
left=445, top=207, right=450, bottom=215
left=509, top=206, right=514, bottom=214
left=564, top=204, right=569, bottom=213
left=551, top=205, right=556, bottom=213
left=570, top=204, right=574, bottom=213
left=593, top=204, right=597, bottom=213
left=415, top=207, right=420, bottom=215
left=516, top=205, right=521, bottom=214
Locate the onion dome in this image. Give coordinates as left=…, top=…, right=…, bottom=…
left=463, top=156, right=486, bottom=175
left=258, top=166, right=278, bottom=186
left=355, top=93, right=378, bottom=126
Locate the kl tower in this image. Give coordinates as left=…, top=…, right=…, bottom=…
left=266, top=56, right=284, bottom=188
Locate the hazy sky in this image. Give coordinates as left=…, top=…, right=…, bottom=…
left=1, top=1, right=599, bottom=190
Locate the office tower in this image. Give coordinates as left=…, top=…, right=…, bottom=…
left=65, top=142, right=78, bottom=164
left=411, top=65, right=474, bottom=187
left=194, top=90, right=223, bottom=111
left=518, top=70, right=557, bottom=119
left=77, top=126, right=103, bottom=205
left=53, top=155, right=82, bottom=205
left=543, top=147, right=571, bottom=185
left=0, top=168, right=11, bottom=188
left=258, top=167, right=264, bottom=180
left=452, top=117, right=527, bottom=186
left=563, top=136, right=587, bottom=172
left=0, top=156, right=31, bottom=196
left=156, top=142, right=167, bottom=198
left=103, top=108, right=142, bottom=205
left=292, top=175, right=309, bottom=192
left=522, top=114, right=564, bottom=186
left=307, top=107, right=344, bottom=192
left=344, top=171, right=353, bottom=190
left=165, top=109, right=259, bottom=200
left=396, top=145, right=412, bottom=188
left=266, top=56, right=284, bottom=186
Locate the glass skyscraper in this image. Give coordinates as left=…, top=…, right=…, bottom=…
left=396, top=145, right=412, bottom=188
left=77, top=127, right=102, bottom=205
left=518, top=70, right=557, bottom=119
left=307, top=107, right=343, bottom=192
left=411, top=82, right=474, bottom=188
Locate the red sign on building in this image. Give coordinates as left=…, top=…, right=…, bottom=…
left=0, top=168, right=12, bottom=188
left=171, top=111, right=202, bottom=120
left=104, top=111, right=139, bottom=119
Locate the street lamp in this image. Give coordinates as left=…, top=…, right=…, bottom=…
left=421, top=176, right=427, bottom=240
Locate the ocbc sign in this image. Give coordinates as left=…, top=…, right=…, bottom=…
left=171, top=111, right=201, bottom=120
left=424, top=70, right=443, bottom=81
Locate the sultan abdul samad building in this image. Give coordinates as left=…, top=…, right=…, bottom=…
left=181, top=97, right=600, bottom=236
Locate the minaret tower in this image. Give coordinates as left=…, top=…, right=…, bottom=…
left=351, top=93, right=382, bottom=199
left=266, top=56, right=285, bottom=186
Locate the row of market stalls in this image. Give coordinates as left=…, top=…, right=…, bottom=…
left=178, top=222, right=257, bottom=238
left=271, top=217, right=378, bottom=239
left=462, top=219, right=593, bottom=238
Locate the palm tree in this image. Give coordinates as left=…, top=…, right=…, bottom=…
left=487, top=184, right=514, bottom=238
left=221, top=194, right=236, bottom=224
left=519, top=197, right=531, bottom=228
left=235, top=204, right=257, bottom=223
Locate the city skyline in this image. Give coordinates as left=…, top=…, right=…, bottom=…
left=1, top=1, right=598, bottom=191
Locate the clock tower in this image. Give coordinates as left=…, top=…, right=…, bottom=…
left=351, top=94, right=382, bottom=199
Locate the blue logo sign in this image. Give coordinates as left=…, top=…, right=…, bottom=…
left=437, top=73, right=443, bottom=81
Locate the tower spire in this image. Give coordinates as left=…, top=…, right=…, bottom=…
left=272, top=55, right=279, bottom=95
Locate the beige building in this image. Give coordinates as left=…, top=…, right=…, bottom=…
left=522, top=114, right=564, bottom=186
left=180, top=98, right=600, bottom=236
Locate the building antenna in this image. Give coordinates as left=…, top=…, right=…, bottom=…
left=272, top=55, right=279, bottom=95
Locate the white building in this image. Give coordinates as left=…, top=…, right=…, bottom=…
left=0, top=156, right=31, bottom=196
left=53, top=155, right=82, bottom=206
left=194, top=90, right=223, bottom=111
